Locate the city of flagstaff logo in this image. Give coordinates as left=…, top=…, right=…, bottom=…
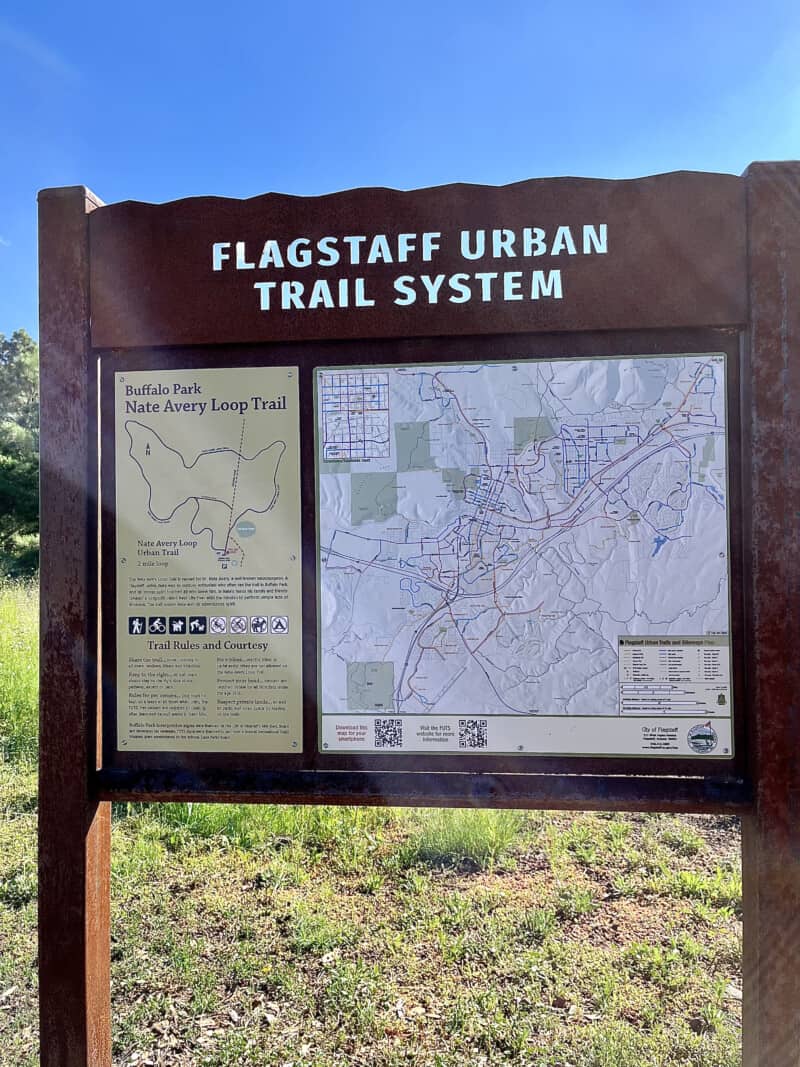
left=687, top=721, right=718, bottom=754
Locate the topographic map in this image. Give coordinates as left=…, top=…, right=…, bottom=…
left=316, top=355, right=732, bottom=755
left=125, top=420, right=286, bottom=561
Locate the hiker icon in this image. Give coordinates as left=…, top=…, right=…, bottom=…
left=148, top=617, right=167, bottom=634
left=128, top=616, right=146, bottom=635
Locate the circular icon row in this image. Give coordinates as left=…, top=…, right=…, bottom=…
left=128, top=614, right=289, bottom=636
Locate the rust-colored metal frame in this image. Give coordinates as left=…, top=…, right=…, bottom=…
left=39, top=187, right=111, bottom=1067
left=37, top=165, right=800, bottom=1066
left=96, top=328, right=748, bottom=801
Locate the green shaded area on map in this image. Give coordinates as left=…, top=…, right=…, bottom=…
left=395, top=421, right=436, bottom=472
left=351, top=473, right=398, bottom=526
left=514, top=416, right=556, bottom=451
left=697, top=436, right=717, bottom=482
left=441, top=468, right=467, bottom=499
left=347, top=661, right=395, bottom=710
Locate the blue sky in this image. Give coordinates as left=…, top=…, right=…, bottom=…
left=1, top=1, right=799, bottom=339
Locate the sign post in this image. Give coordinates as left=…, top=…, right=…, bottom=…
left=37, top=164, right=799, bottom=1065
left=38, top=186, right=110, bottom=1067
left=740, top=161, right=800, bottom=1065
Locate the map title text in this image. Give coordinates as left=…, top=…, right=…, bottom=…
left=121, top=379, right=288, bottom=417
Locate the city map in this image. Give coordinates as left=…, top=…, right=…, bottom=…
left=316, top=354, right=733, bottom=757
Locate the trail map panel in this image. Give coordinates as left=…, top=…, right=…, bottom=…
left=115, top=365, right=302, bottom=752
left=316, top=354, right=733, bottom=758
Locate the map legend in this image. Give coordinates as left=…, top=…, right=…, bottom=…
left=618, top=636, right=731, bottom=716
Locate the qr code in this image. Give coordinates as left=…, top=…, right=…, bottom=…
left=374, top=718, right=403, bottom=749
left=459, top=719, right=488, bottom=748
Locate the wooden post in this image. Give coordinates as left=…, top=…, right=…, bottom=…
left=742, top=161, right=800, bottom=1066
left=38, top=186, right=111, bottom=1066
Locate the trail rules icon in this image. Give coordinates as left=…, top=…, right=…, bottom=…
left=270, top=615, right=289, bottom=634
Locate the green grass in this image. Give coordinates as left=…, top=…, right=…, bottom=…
left=0, top=583, right=744, bottom=1065
left=399, top=807, right=524, bottom=870
left=0, top=765, right=745, bottom=1067
left=0, top=581, right=38, bottom=762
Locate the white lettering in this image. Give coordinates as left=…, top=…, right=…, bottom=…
left=343, top=235, right=367, bottom=264
left=583, top=224, right=608, bottom=254
left=287, top=238, right=312, bottom=267
left=448, top=273, right=471, bottom=303
left=474, top=271, right=497, bottom=300
left=317, top=236, right=340, bottom=266
left=461, top=230, right=485, bottom=260
left=550, top=226, right=577, bottom=256
left=212, top=242, right=231, bottom=271
left=393, top=276, right=416, bottom=305
left=421, top=274, right=446, bottom=303
left=354, top=278, right=375, bottom=306
left=254, top=281, right=276, bottom=310
left=397, top=233, right=416, bottom=261
left=492, top=229, right=516, bottom=257
left=258, top=240, right=285, bottom=269
left=503, top=271, right=523, bottom=300
left=308, top=279, right=335, bottom=308
left=235, top=241, right=255, bottom=270
left=282, top=280, right=305, bottom=309
left=367, top=234, right=393, bottom=264
left=422, top=232, right=441, bottom=260
left=522, top=228, right=547, bottom=256
left=531, top=270, right=563, bottom=299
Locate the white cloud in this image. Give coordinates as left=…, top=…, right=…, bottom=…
left=0, top=236, right=10, bottom=248
left=0, top=19, right=80, bottom=82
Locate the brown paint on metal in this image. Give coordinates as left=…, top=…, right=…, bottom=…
left=38, top=186, right=111, bottom=1067
left=94, top=767, right=749, bottom=813
left=741, top=162, right=800, bottom=1067
left=88, top=171, right=747, bottom=349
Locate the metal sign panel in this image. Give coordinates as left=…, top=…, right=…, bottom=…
left=85, top=169, right=752, bottom=784
left=315, top=352, right=733, bottom=760
left=88, top=172, right=747, bottom=349
left=113, top=364, right=303, bottom=754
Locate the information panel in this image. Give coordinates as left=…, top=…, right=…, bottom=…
left=316, top=352, right=733, bottom=758
left=114, top=365, right=303, bottom=752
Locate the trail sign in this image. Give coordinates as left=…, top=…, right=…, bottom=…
left=38, top=164, right=800, bottom=1065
